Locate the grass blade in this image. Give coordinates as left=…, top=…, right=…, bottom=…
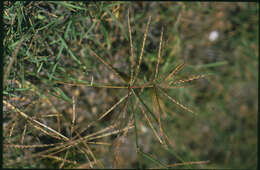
left=53, top=2, right=86, bottom=11
left=52, top=87, right=72, bottom=103
left=153, top=86, right=164, bottom=139
left=87, top=47, right=126, bottom=83
left=138, top=149, right=168, bottom=168
left=131, top=89, right=158, bottom=124
left=100, top=21, right=111, bottom=50
left=49, top=41, right=64, bottom=81
left=129, top=95, right=139, bottom=149
left=141, top=107, right=163, bottom=144
left=104, top=8, right=128, bottom=40
left=3, top=36, right=24, bottom=89
left=167, top=160, right=210, bottom=167
left=191, top=61, right=228, bottom=69
left=56, top=33, right=81, bottom=65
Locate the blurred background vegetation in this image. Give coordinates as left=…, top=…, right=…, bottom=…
left=3, top=1, right=258, bottom=169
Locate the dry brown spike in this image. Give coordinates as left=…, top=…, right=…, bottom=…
left=133, top=16, right=152, bottom=84
left=8, top=122, right=16, bottom=143
left=4, top=142, right=66, bottom=149
left=3, top=100, right=69, bottom=141
left=164, top=63, right=187, bottom=82
left=155, top=27, right=164, bottom=80
left=167, top=160, right=210, bottom=167
left=41, top=155, right=77, bottom=165
left=171, top=74, right=207, bottom=85
left=21, top=124, right=27, bottom=144
left=113, top=118, right=134, bottom=168
left=70, top=95, right=76, bottom=138
left=98, top=92, right=131, bottom=121
left=74, top=130, right=101, bottom=168
left=141, top=107, right=163, bottom=144
left=158, top=87, right=195, bottom=114
left=59, top=150, right=69, bottom=168
left=128, top=8, right=135, bottom=84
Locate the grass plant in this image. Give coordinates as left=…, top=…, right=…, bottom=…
left=3, top=2, right=258, bottom=169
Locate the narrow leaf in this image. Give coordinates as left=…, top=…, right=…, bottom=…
left=88, top=48, right=126, bottom=83
left=138, top=149, right=168, bottom=168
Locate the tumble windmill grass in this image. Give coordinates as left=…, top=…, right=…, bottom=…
left=3, top=5, right=208, bottom=168
left=70, top=9, right=207, bottom=167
